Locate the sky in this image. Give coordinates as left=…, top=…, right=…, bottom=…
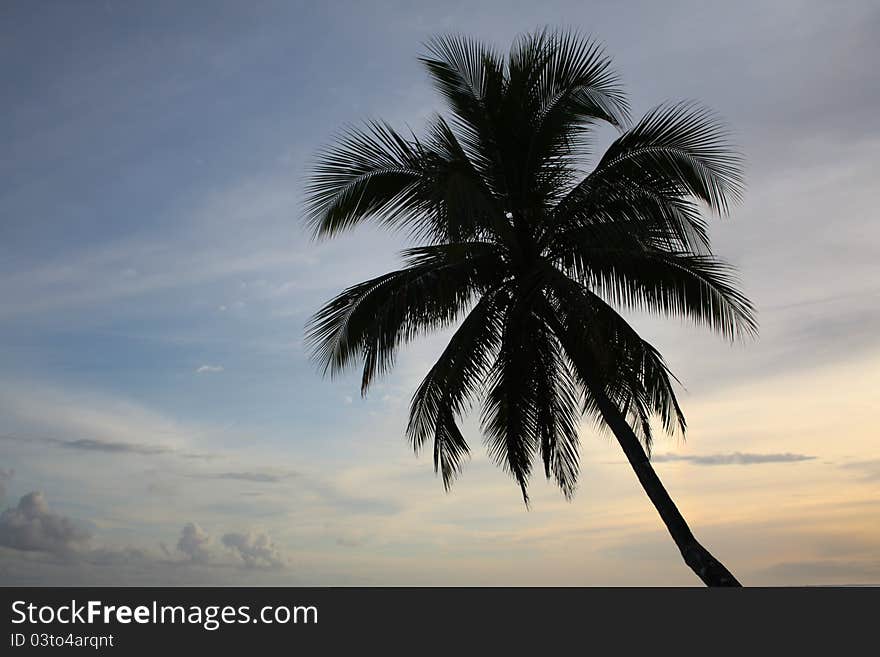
left=1, top=0, right=878, bottom=586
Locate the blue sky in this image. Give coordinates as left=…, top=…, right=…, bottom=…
left=1, top=0, right=879, bottom=585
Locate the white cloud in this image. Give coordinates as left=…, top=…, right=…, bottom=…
left=651, top=452, right=816, bottom=466
left=0, top=172, right=317, bottom=321
left=0, top=491, right=92, bottom=555
left=0, top=381, right=205, bottom=466
left=0, top=487, right=296, bottom=583
left=221, top=531, right=286, bottom=568
left=0, top=469, right=13, bottom=502
left=195, top=364, right=224, bottom=374
left=176, top=522, right=212, bottom=562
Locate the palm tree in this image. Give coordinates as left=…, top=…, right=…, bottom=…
left=304, top=29, right=756, bottom=586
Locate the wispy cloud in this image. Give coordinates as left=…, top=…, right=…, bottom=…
left=195, top=364, right=224, bottom=374
left=759, top=559, right=880, bottom=583
left=651, top=452, right=816, bottom=466
left=0, top=172, right=315, bottom=322
left=0, top=383, right=199, bottom=457
left=840, top=459, right=880, bottom=481
left=64, top=438, right=171, bottom=455
left=208, top=471, right=297, bottom=484
left=0, top=433, right=183, bottom=458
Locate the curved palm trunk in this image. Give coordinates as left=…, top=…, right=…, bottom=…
left=592, top=387, right=741, bottom=587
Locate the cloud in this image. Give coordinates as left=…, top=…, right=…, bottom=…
left=85, top=547, right=153, bottom=568
left=63, top=438, right=171, bottom=455
left=209, top=471, right=296, bottom=483
left=195, top=364, right=224, bottom=374
left=300, top=477, right=402, bottom=517
left=0, top=483, right=295, bottom=583
left=840, top=459, right=880, bottom=481
left=176, top=523, right=288, bottom=569
left=0, top=383, right=199, bottom=460
left=1, top=432, right=175, bottom=457
left=0, top=469, right=13, bottom=502
left=176, top=522, right=212, bottom=562
left=221, top=531, right=286, bottom=568
left=650, top=452, right=816, bottom=466
left=759, top=559, right=880, bottom=584
left=0, top=491, right=92, bottom=555
left=0, top=169, right=314, bottom=322
left=0, top=490, right=158, bottom=567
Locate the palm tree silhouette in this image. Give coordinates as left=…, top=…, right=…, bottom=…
left=304, top=29, right=756, bottom=586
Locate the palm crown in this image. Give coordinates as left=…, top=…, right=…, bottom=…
left=304, top=29, right=756, bottom=506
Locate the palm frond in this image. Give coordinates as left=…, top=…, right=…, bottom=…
left=422, top=114, right=509, bottom=242
left=530, top=29, right=630, bottom=127
left=305, top=243, right=504, bottom=393
left=590, top=101, right=744, bottom=215
left=407, top=290, right=508, bottom=489
left=543, top=269, right=686, bottom=452
left=432, top=406, right=471, bottom=492
left=554, top=231, right=757, bottom=341
left=531, top=35, right=629, bottom=207
left=532, top=330, right=581, bottom=498
left=304, top=121, right=435, bottom=239
left=549, top=171, right=713, bottom=254
left=480, top=297, right=546, bottom=503
left=419, top=34, right=506, bottom=190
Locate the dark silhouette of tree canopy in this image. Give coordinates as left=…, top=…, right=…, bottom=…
left=304, top=29, right=756, bottom=586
